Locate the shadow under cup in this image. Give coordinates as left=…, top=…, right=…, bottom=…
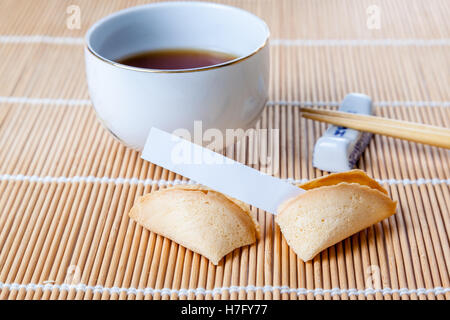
left=85, top=2, right=270, bottom=150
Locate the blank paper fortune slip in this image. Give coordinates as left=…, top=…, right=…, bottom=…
left=141, top=127, right=305, bottom=215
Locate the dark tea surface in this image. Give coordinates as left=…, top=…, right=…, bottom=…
left=117, top=48, right=238, bottom=70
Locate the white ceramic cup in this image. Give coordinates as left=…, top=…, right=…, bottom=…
left=85, top=1, right=270, bottom=150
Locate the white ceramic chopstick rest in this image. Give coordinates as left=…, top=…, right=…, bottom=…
left=312, top=93, right=373, bottom=172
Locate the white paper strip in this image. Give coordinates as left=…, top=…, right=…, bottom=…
left=141, top=128, right=305, bottom=214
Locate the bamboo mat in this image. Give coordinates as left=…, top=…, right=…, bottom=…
left=0, top=0, right=449, bottom=300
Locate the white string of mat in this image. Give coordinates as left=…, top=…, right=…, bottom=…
left=267, top=100, right=450, bottom=108
left=0, top=174, right=449, bottom=186
left=0, top=96, right=92, bottom=105
left=270, top=38, right=450, bottom=46
left=0, top=35, right=85, bottom=45
left=0, top=281, right=448, bottom=297
left=1, top=35, right=450, bottom=46
left=1, top=96, right=449, bottom=108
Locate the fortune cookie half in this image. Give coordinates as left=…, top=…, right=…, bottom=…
left=129, top=184, right=260, bottom=265
left=276, top=170, right=397, bottom=262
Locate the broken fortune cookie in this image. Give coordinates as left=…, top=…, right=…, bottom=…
left=275, top=170, right=397, bottom=262
left=128, top=184, right=260, bottom=265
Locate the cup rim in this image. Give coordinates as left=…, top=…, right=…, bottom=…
left=85, top=1, right=270, bottom=73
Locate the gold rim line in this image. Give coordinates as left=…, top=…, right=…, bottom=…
left=85, top=37, right=269, bottom=74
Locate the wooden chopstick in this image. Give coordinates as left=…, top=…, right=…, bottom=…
left=301, top=107, right=450, bottom=134
left=300, top=107, right=450, bottom=149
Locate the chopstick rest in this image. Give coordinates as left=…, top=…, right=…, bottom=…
left=313, top=93, right=373, bottom=172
